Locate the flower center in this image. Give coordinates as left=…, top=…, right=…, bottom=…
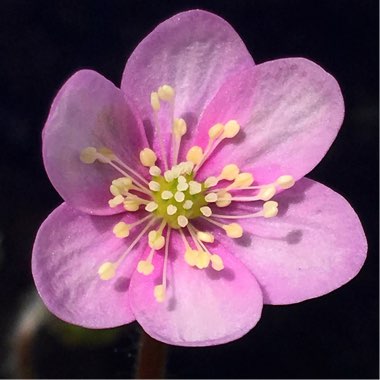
left=79, top=84, right=295, bottom=303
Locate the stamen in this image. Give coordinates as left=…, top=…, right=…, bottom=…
left=80, top=147, right=97, bottom=164
left=108, top=195, right=124, bottom=208
left=172, top=118, right=187, bottom=165
left=205, top=193, right=218, bottom=202
left=216, top=191, right=232, bottom=207
left=112, top=214, right=153, bottom=239
left=154, top=227, right=172, bottom=302
left=222, top=120, right=240, bottom=138
left=98, top=218, right=156, bottom=280
left=137, top=247, right=155, bottom=275
left=201, top=217, right=243, bottom=238
left=276, top=175, right=295, bottom=189
left=186, top=146, right=203, bottom=165
left=226, top=172, right=254, bottom=190
left=219, top=164, right=240, bottom=181
left=148, top=220, right=167, bottom=250
left=187, top=225, right=210, bottom=269
left=139, top=148, right=157, bottom=167
left=211, top=201, right=279, bottom=220
left=177, top=181, right=189, bottom=192
left=204, top=176, right=219, bottom=188
left=150, top=91, right=168, bottom=170
left=208, top=123, right=225, bottom=140
left=164, top=170, right=174, bottom=182
left=158, top=85, right=175, bottom=102
left=210, top=254, right=224, bottom=271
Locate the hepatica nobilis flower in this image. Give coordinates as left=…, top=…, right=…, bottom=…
left=32, top=10, right=367, bottom=346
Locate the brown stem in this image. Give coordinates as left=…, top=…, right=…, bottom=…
left=135, top=330, right=167, bottom=379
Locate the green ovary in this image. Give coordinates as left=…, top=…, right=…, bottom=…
left=151, top=174, right=207, bottom=229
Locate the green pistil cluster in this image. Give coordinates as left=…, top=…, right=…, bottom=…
left=151, top=174, right=207, bottom=229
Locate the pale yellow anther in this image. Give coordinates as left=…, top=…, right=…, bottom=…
left=80, top=147, right=97, bottom=164
left=177, top=215, right=189, bottom=227
left=223, top=223, right=243, bottom=238
left=145, top=201, right=158, bottom=212
left=189, top=181, right=202, bottom=195
left=276, top=175, right=295, bottom=189
left=112, top=177, right=132, bottom=188
left=158, top=85, right=175, bottom=102
left=148, top=231, right=165, bottom=250
left=216, top=191, right=232, bottom=207
left=177, top=181, right=189, bottom=192
left=150, top=91, right=160, bottom=111
left=183, top=161, right=195, bottom=174
left=110, top=185, right=121, bottom=197
left=200, top=206, right=212, bottom=217
left=167, top=204, right=177, bottom=216
left=208, top=123, right=224, bottom=140
left=263, top=201, right=279, bottom=218
left=139, top=148, right=157, bottom=167
left=178, top=175, right=186, bottom=183
left=184, top=249, right=198, bottom=267
left=161, top=190, right=173, bottom=200
left=98, top=262, right=117, bottom=280
left=164, top=170, right=174, bottom=182
left=171, top=165, right=181, bottom=178
left=195, top=250, right=210, bottom=269
left=222, top=120, right=240, bottom=138
left=137, top=260, right=154, bottom=275
left=112, top=222, right=130, bottom=238
left=98, top=147, right=116, bottom=162
left=220, top=164, right=240, bottom=181
left=210, top=254, right=224, bottom=271
left=173, top=118, right=187, bottom=137
left=174, top=191, right=185, bottom=203
left=149, top=181, right=160, bottom=192
left=232, top=172, right=254, bottom=188
left=108, top=195, right=124, bottom=208
left=196, top=231, right=214, bottom=243
left=204, top=176, right=219, bottom=188
left=186, top=146, right=203, bottom=165
left=154, top=284, right=165, bottom=302
left=183, top=200, right=193, bottom=210
left=123, top=200, right=140, bottom=212
left=205, top=193, right=218, bottom=203
left=258, top=186, right=276, bottom=201
left=149, top=165, right=161, bottom=176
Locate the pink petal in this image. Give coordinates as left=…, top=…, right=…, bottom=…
left=220, top=178, right=367, bottom=304
left=43, top=69, right=148, bottom=215
left=121, top=10, right=254, bottom=165
left=32, top=203, right=143, bottom=328
left=129, top=231, right=263, bottom=346
left=196, top=58, right=344, bottom=183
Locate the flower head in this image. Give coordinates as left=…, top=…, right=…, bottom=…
left=32, top=10, right=367, bottom=346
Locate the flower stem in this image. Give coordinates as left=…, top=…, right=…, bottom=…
left=135, top=331, right=167, bottom=378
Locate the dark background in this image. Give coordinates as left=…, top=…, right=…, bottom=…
left=0, top=0, right=378, bottom=378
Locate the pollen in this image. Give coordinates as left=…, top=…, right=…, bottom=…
left=149, top=181, right=160, bottom=192
left=232, top=172, right=254, bottom=188
left=223, top=223, right=243, bottom=238
left=208, top=123, right=224, bottom=139
left=220, top=164, right=240, bottom=181
left=149, top=165, right=161, bottom=176
left=112, top=222, right=130, bottom=238
left=137, top=260, right=154, bottom=275
left=276, top=175, right=295, bottom=189
left=140, top=148, right=157, bottom=167
left=173, top=118, right=187, bottom=137
left=200, top=206, right=212, bottom=217
left=158, top=84, right=175, bottom=102
left=263, top=201, right=279, bottom=218
left=108, top=195, right=124, bottom=208
left=148, top=230, right=165, bottom=250
left=150, top=91, right=160, bottom=111
left=210, top=254, right=224, bottom=271
left=204, top=176, right=218, bottom=188
left=258, top=185, right=276, bottom=201
left=196, top=231, right=214, bottom=243
left=98, top=262, right=117, bottom=280
left=222, top=120, right=240, bottom=138
left=145, top=201, right=158, bottom=212
left=205, top=193, right=218, bottom=203
left=186, top=146, right=203, bottom=165
left=154, top=284, right=165, bottom=302
left=177, top=215, right=189, bottom=227
left=80, top=147, right=97, bottom=164
left=216, top=191, right=232, bottom=207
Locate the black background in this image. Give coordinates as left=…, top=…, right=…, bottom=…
left=0, top=0, right=378, bottom=378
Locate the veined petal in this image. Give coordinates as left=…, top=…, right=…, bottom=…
left=32, top=203, right=143, bottom=328
left=121, top=10, right=254, bottom=164
left=43, top=69, right=148, bottom=215
left=220, top=178, right=367, bottom=304
left=196, top=58, right=344, bottom=183
left=129, top=232, right=263, bottom=346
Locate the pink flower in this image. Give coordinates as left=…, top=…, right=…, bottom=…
left=32, top=10, right=367, bottom=346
